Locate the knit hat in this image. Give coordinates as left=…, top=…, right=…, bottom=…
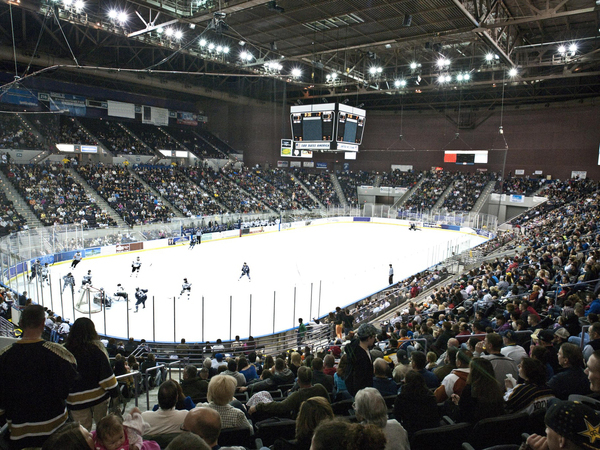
left=545, top=400, right=600, bottom=449
left=356, top=323, right=379, bottom=339
left=554, top=328, right=570, bottom=340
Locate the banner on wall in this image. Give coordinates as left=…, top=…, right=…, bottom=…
left=510, top=195, right=524, bottom=203
left=142, top=106, right=169, bottom=126
left=277, top=161, right=289, bottom=168
left=1, top=87, right=39, bottom=107
left=108, top=100, right=135, bottom=119
left=49, top=92, right=86, bottom=116
left=177, top=112, right=198, bottom=126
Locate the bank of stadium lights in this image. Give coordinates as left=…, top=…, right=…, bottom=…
left=508, top=67, right=518, bottom=77
left=438, top=74, right=452, bottom=83
left=239, top=51, right=253, bottom=62
left=265, top=61, right=283, bottom=72
left=394, top=79, right=407, bottom=88
left=558, top=43, right=578, bottom=56
left=108, top=9, right=128, bottom=24
left=291, top=68, right=302, bottom=78
left=368, top=66, right=383, bottom=76
left=325, top=73, right=338, bottom=82
left=436, top=58, right=451, bottom=69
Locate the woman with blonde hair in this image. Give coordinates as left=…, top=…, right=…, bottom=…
left=289, top=352, right=302, bottom=377
left=202, top=374, right=252, bottom=431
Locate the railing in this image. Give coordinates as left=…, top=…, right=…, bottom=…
left=0, top=316, right=15, bottom=337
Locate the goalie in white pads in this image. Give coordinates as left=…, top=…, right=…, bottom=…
left=179, top=278, right=192, bottom=300
left=131, top=256, right=142, bottom=277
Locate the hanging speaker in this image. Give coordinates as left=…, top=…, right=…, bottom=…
left=403, top=15, right=412, bottom=27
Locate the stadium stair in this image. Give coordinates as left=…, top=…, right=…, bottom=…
left=0, top=169, right=43, bottom=229
left=432, top=180, right=458, bottom=211
left=471, top=180, right=497, bottom=214
left=178, top=169, right=232, bottom=214
left=293, top=177, right=324, bottom=209
left=66, top=167, right=129, bottom=228
left=393, top=176, right=426, bottom=209
left=126, top=167, right=185, bottom=219
left=330, top=173, right=349, bottom=208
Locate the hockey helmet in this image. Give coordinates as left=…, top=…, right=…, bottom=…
left=137, top=256, right=140, bottom=260
left=136, top=287, right=140, bottom=291
left=184, top=278, right=188, bottom=282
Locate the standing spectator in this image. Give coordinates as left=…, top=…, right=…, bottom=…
left=394, top=371, right=440, bottom=438
left=64, top=317, right=119, bottom=431
left=345, top=323, right=379, bottom=396
left=297, top=318, right=307, bottom=349
left=0, top=305, right=78, bottom=449
left=389, top=264, right=394, bottom=285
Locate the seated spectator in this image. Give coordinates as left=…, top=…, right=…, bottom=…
left=165, top=433, right=210, bottom=450
left=196, top=374, right=252, bottom=431
left=372, top=358, right=398, bottom=397
left=354, top=387, right=409, bottom=450
left=410, top=351, right=440, bottom=389
left=474, top=332, right=518, bottom=389
left=450, top=358, right=504, bottom=423
left=93, top=408, right=160, bottom=450
left=248, top=366, right=329, bottom=420
left=223, top=359, right=246, bottom=387
left=141, top=380, right=189, bottom=435
left=273, top=396, right=334, bottom=450
left=500, top=330, right=528, bottom=365
left=181, top=365, right=209, bottom=402
left=525, top=400, right=600, bottom=450
left=548, top=342, right=591, bottom=400
left=311, top=420, right=387, bottom=450
left=183, top=407, right=244, bottom=450
left=41, top=422, right=96, bottom=450
left=504, top=357, right=554, bottom=414
left=434, top=349, right=472, bottom=403
left=238, top=356, right=258, bottom=383
left=394, top=371, right=440, bottom=437
left=239, top=357, right=294, bottom=394
left=323, top=354, right=337, bottom=377
left=140, top=353, right=163, bottom=388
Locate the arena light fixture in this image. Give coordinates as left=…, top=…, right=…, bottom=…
left=216, top=45, right=223, bottom=53
left=74, top=0, right=84, bottom=10
left=165, top=27, right=174, bottom=37
left=291, top=68, right=302, bottom=78
left=174, top=30, right=183, bottom=40
left=569, top=43, right=578, bottom=54
left=199, top=38, right=207, bottom=47
left=117, top=11, right=128, bottom=23
left=223, top=46, right=230, bottom=54
left=410, top=62, right=418, bottom=70
left=394, top=79, right=406, bottom=88
left=558, top=45, right=566, bottom=54
left=485, top=53, right=494, bottom=61
left=508, top=67, right=518, bottom=77
left=437, top=58, right=450, bottom=68
left=108, top=9, right=118, bottom=19
left=62, top=0, right=72, bottom=6
left=208, top=42, right=215, bottom=51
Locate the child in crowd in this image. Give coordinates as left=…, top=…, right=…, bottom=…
left=93, top=408, right=159, bottom=450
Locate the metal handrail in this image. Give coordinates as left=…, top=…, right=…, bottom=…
left=114, top=370, right=141, bottom=407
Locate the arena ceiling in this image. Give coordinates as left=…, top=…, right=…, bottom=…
left=0, top=0, right=599, bottom=111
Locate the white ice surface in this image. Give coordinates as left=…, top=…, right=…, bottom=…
left=23, top=222, right=486, bottom=342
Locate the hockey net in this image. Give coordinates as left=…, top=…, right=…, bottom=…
left=75, top=285, right=103, bottom=314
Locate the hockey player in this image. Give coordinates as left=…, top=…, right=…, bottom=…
left=94, top=288, right=110, bottom=309
left=114, top=283, right=128, bottom=302
left=62, top=272, right=75, bottom=293
left=179, top=278, right=192, bottom=300
left=79, top=270, right=92, bottom=292
left=41, top=263, right=50, bottom=286
left=239, top=262, right=251, bottom=281
left=131, top=256, right=142, bottom=277
left=188, top=235, right=196, bottom=250
left=28, top=259, right=41, bottom=283
left=133, top=287, right=148, bottom=312
left=71, top=251, right=83, bottom=269
left=195, top=228, right=202, bottom=245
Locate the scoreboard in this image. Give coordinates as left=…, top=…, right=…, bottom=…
left=290, top=103, right=366, bottom=152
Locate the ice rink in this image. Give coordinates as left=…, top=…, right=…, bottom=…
left=20, top=221, right=487, bottom=342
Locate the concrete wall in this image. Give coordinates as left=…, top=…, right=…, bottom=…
left=205, top=100, right=600, bottom=180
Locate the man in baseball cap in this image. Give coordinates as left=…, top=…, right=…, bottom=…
left=526, top=400, right=600, bottom=450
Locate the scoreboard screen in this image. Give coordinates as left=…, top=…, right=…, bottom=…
left=291, top=111, right=334, bottom=141
left=336, top=112, right=365, bottom=145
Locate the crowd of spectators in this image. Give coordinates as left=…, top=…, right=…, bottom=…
left=59, top=117, right=98, bottom=146
left=495, top=176, right=549, bottom=196
left=125, top=123, right=180, bottom=152
left=226, top=168, right=297, bottom=211
left=337, top=170, right=377, bottom=206
left=80, top=118, right=154, bottom=156
left=0, top=114, right=43, bottom=150
left=0, top=190, right=26, bottom=236
left=166, top=128, right=224, bottom=158
left=379, top=170, right=422, bottom=188
left=2, top=163, right=116, bottom=228
left=404, top=170, right=455, bottom=211
left=135, top=165, right=226, bottom=217
left=182, top=166, right=269, bottom=214
left=293, top=170, right=339, bottom=207
left=262, top=168, right=319, bottom=209
left=441, top=171, right=496, bottom=212
left=76, top=164, right=175, bottom=226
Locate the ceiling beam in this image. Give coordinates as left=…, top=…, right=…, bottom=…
left=476, top=6, right=598, bottom=29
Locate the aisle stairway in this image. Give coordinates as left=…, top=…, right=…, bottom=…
left=66, top=167, right=129, bottom=228
left=126, top=167, right=185, bottom=219
left=0, top=169, right=43, bottom=229
left=393, top=176, right=426, bottom=209
left=330, top=174, right=349, bottom=207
